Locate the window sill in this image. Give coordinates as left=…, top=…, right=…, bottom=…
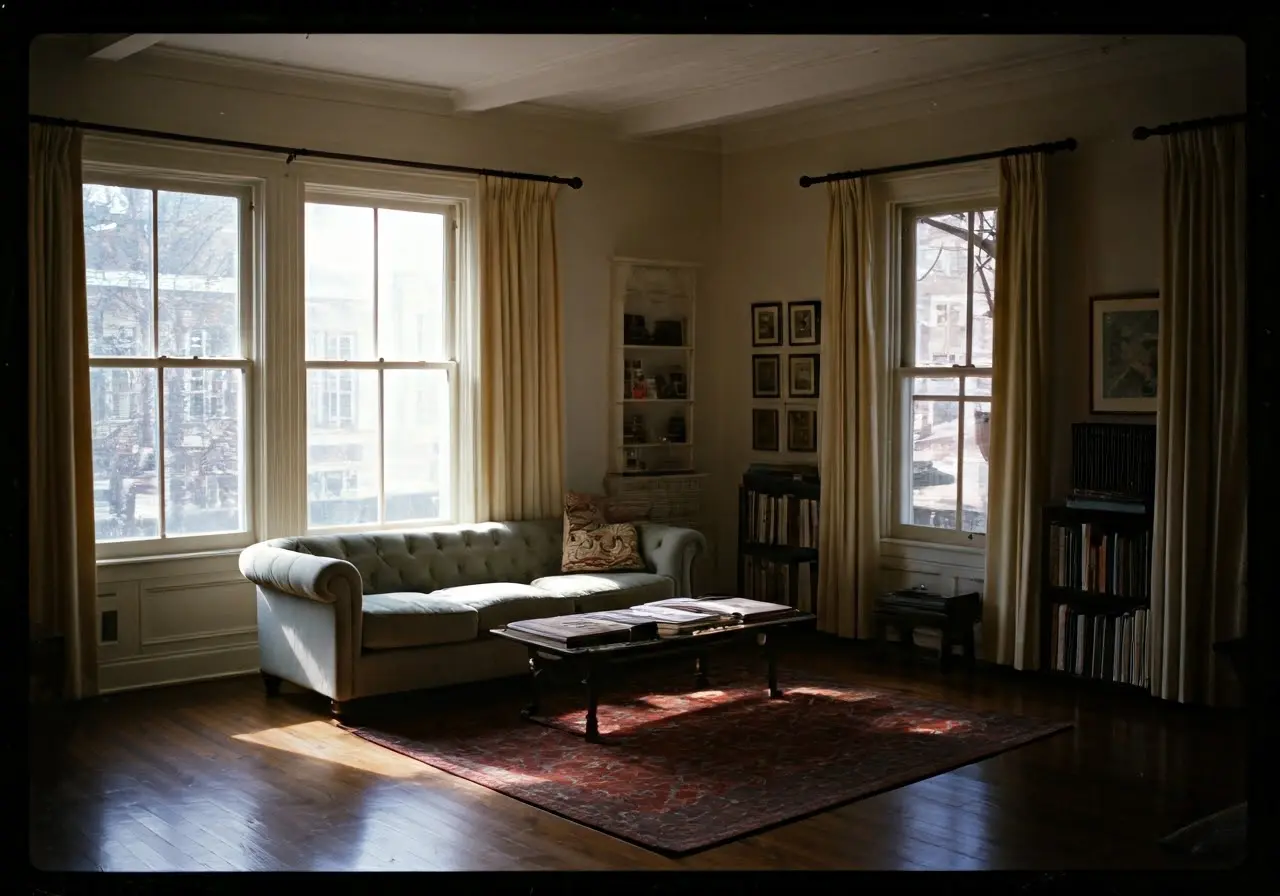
left=96, top=547, right=245, bottom=568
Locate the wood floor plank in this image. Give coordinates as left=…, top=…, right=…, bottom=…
left=28, top=637, right=1246, bottom=871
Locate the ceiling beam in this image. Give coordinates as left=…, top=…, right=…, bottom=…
left=618, top=35, right=1108, bottom=137
left=88, top=34, right=166, bottom=62
left=452, top=35, right=721, bottom=113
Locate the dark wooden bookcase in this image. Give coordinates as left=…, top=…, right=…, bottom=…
left=1040, top=504, right=1153, bottom=691
left=737, top=467, right=820, bottom=612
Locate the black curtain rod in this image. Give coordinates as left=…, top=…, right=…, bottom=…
left=1131, top=112, right=1245, bottom=141
left=798, top=138, right=1078, bottom=188
left=29, top=114, right=584, bottom=189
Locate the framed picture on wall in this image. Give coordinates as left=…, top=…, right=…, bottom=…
left=786, top=407, right=818, bottom=453
left=752, top=354, right=781, bottom=398
left=788, top=353, right=820, bottom=398
left=1090, top=292, right=1160, bottom=414
left=752, top=408, right=779, bottom=451
left=751, top=302, right=783, bottom=347
left=788, top=300, right=821, bottom=346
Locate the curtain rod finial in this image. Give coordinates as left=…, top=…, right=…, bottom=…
left=1064, top=137, right=1078, bottom=151
left=1132, top=127, right=1152, bottom=141
left=567, top=177, right=583, bottom=190
left=798, top=176, right=814, bottom=188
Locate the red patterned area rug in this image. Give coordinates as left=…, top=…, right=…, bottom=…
left=347, top=661, right=1071, bottom=855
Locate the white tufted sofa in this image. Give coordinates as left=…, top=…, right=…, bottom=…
left=238, top=519, right=705, bottom=714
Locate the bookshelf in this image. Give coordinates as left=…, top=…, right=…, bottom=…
left=737, top=465, right=820, bottom=611
left=603, top=257, right=706, bottom=533
left=1040, top=504, right=1152, bottom=691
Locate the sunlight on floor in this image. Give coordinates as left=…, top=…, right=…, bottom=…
left=233, top=721, right=427, bottom=778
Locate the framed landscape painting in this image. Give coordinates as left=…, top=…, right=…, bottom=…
left=1090, top=292, right=1159, bottom=414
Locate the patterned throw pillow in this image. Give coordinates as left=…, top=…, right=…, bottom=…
left=562, top=491, right=647, bottom=573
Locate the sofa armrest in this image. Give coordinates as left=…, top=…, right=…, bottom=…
left=239, top=543, right=362, bottom=604
left=635, top=523, right=706, bottom=596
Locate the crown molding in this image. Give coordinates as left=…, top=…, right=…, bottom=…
left=114, top=45, right=722, bottom=154
left=719, top=36, right=1242, bottom=154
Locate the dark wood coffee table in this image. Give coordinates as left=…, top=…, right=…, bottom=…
left=491, top=612, right=817, bottom=742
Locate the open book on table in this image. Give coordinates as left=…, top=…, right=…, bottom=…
left=638, top=596, right=796, bottom=623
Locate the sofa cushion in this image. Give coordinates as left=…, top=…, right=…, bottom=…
left=431, top=582, right=575, bottom=631
left=531, top=572, right=675, bottom=613
left=361, top=592, right=479, bottom=650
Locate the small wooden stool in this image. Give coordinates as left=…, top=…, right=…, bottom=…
left=874, top=589, right=981, bottom=671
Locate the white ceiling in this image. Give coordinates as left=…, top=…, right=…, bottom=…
left=84, top=33, right=1241, bottom=142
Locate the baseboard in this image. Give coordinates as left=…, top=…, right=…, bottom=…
left=98, top=643, right=259, bottom=694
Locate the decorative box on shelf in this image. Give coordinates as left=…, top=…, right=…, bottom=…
left=603, top=471, right=706, bottom=528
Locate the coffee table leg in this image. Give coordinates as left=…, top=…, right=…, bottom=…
left=763, top=633, right=782, bottom=698
left=521, top=650, right=542, bottom=719
left=583, top=660, right=601, bottom=743
left=695, top=651, right=710, bottom=688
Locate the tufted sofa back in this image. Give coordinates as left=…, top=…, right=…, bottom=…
left=263, top=520, right=563, bottom=595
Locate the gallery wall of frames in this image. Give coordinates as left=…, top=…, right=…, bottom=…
left=750, top=299, right=820, bottom=455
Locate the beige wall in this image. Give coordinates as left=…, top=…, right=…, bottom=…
left=701, top=55, right=1245, bottom=592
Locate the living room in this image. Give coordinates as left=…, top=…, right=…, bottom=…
left=27, top=32, right=1251, bottom=872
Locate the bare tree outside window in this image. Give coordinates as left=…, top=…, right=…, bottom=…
left=83, top=183, right=249, bottom=543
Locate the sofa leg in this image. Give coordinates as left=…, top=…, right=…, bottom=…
left=330, top=699, right=346, bottom=720
left=261, top=672, right=282, bottom=698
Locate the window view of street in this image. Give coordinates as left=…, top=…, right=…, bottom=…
left=84, top=184, right=246, bottom=542
left=904, top=208, right=996, bottom=535
left=304, top=202, right=451, bottom=527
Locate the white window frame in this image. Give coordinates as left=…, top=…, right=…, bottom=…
left=83, top=166, right=259, bottom=560
left=887, top=196, right=997, bottom=550
left=302, top=187, right=460, bottom=534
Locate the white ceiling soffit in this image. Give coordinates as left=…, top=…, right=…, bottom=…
left=87, top=34, right=166, bottom=61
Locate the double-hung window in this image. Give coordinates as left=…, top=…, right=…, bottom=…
left=892, top=203, right=997, bottom=543
left=303, top=194, right=456, bottom=530
left=82, top=178, right=254, bottom=554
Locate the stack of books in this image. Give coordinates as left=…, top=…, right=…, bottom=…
left=504, top=597, right=797, bottom=646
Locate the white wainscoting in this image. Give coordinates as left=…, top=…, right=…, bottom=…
left=96, top=552, right=259, bottom=693
left=878, top=539, right=985, bottom=656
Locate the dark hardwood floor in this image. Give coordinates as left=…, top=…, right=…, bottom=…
left=28, top=636, right=1245, bottom=871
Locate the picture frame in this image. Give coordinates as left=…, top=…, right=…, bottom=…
left=1090, top=291, right=1160, bottom=414
left=751, top=302, right=783, bottom=347
left=788, top=353, right=820, bottom=398
left=752, top=353, right=781, bottom=398
left=752, top=408, right=779, bottom=452
left=788, top=300, right=821, bottom=346
left=786, top=406, right=818, bottom=453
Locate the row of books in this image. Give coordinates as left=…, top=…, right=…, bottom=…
left=1046, top=522, right=1152, bottom=597
left=743, top=490, right=819, bottom=548
left=742, top=555, right=804, bottom=606
left=1049, top=603, right=1150, bottom=687
left=504, top=597, right=796, bottom=648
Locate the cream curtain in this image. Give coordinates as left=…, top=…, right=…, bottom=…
left=29, top=123, right=98, bottom=699
left=815, top=179, right=881, bottom=638
left=982, top=154, right=1050, bottom=670
left=1149, top=123, right=1248, bottom=706
left=475, top=176, right=565, bottom=522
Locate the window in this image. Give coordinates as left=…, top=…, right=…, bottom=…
left=83, top=180, right=252, bottom=550
left=893, top=204, right=997, bottom=542
left=304, top=197, right=455, bottom=529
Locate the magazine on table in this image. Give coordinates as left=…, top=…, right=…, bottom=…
left=641, top=596, right=796, bottom=623
left=505, top=615, right=633, bottom=648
